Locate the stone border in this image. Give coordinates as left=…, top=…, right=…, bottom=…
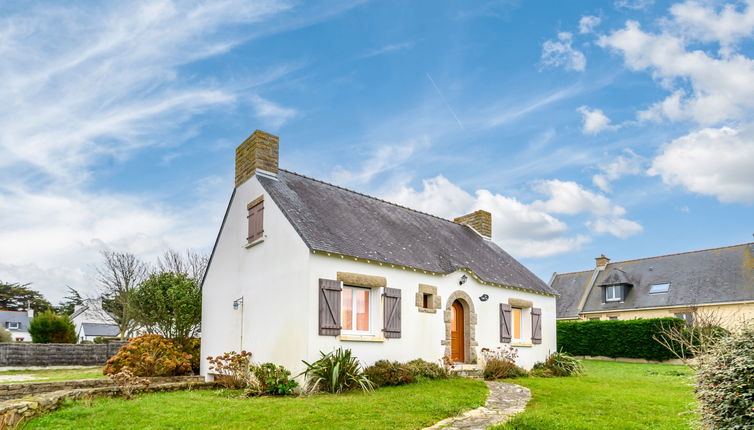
left=441, top=290, right=478, bottom=363
left=0, top=376, right=204, bottom=401
left=0, top=379, right=220, bottom=428
left=416, top=284, right=442, bottom=313
left=424, top=381, right=531, bottom=429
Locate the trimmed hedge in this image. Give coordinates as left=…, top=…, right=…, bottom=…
left=557, top=318, right=685, bottom=361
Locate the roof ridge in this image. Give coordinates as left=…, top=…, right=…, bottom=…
left=554, top=269, right=593, bottom=277
left=279, top=169, right=465, bottom=227
left=608, top=242, right=754, bottom=266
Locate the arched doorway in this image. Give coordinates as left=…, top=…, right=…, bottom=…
left=450, top=300, right=465, bottom=362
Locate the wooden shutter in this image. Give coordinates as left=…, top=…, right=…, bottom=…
left=531, top=307, right=542, bottom=344
left=247, top=201, right=264, bottom=242
left=383, top=287, right=401, bottom=338
left=319, top=279, right=342, bottom=336
left=499, top=303, right=512, bottom=343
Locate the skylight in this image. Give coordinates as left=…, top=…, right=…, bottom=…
left=649, top=283, right=670, bottom=294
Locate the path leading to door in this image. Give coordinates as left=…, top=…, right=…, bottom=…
left=424, top=381, right=531, bottom=430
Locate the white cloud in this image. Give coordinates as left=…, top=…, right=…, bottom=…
left=670, top=0, right=754, bottom=54
left=615, top=0, right=655, bottom=11
left=579, top=16, right=602, bottom=34
left=649, top=125, right=754, bottom=203
left=592, top=149, right=644, bottom=192
left=250, top=94, right=297, bottom=128
left=577, top=106, right=616, bottom=134
left=541, top=32, right=586, bottom=72
left=588, top=217, right=644, bottom=238
left=331, top=136, right=430, bottom=187
left=359, top=41, right=415, bottom=59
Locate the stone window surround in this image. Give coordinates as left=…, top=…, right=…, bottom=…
left=416, top=284, right=442, bottom=313
left=441, top=290, right=478, bottom=364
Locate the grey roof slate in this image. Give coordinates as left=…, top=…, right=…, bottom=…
left=553, top=243, right=754, bottom=317
left=0, top=311, right=31, bottom=331
left=81, top=323, right=119, bottom=337
left=258, top=170, right=554, bottom=295
left=550, top=271, right=592, bottom=318
left=599, top=269, right=633, bottom=286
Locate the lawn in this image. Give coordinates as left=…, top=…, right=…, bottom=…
left=494, top=360, right=697, bottom=430
left=27, top=378, right=487, bottom=430
left=0, top=367, right=104, bottom=384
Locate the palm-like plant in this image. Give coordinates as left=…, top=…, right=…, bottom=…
left=301, top=348, right=374, bottom=394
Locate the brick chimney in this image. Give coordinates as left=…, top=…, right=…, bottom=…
left=235, top=130, right=279, bottom=186
left=454, top=210, right=492, bottom=239
left=595, top=254, right=610, bottom=269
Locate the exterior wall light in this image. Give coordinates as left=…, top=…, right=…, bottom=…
left=459, top=274, right=468, bottom=285
left=233, top=297, right=244, bottom=310
left=479, top=294, right=489, bottom=302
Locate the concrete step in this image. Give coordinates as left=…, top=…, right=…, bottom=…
left=450, top=365, right=483, bottom=379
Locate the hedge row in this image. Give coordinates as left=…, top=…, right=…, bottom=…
left=557, top=318, right=684, bottom=361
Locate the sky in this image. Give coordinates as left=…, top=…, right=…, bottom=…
left=1, top=0, right=753, bottom=303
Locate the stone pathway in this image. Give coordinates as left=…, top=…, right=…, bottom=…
left=424, top=381, right=531, bottom=430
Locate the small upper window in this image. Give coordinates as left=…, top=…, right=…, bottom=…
left=605, top=285, right=622, bottom=302
left=6, top=322, right=20, bottom=330
left=247, top=199, right=264, bottom=244
left=649, top=283, right=670, bottom=294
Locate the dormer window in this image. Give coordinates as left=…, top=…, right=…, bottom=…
left=605, top=285, right=622, bottom=302
left=6, top=322, right=20, bottom=330
left=649, top=283, right=670, bottom=294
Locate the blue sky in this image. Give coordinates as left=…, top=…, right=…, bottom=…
left=1, top=0, right=752, bottom=302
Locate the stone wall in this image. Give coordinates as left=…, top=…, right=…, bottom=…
left=0, top=342, right=127, bottom=367
left=0, top=376, right=202, bottom=401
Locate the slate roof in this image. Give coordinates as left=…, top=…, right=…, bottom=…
left=81, top=323, right=119, bottom=337
left=550, top=271, right=592, bottom=318
left=258, top=170, right=555, bottom=295
left=0, top=311, right=31, bottom=331
left=551, top=243, right=754, bottom=317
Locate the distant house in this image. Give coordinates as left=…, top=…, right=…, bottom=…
left=71, top=299, right=119, bottom=342
left=551, top=243, right=754, bottom=328
left=201, top=130, right=557, bottom=377
left=0, top=310, right=33, bottom=342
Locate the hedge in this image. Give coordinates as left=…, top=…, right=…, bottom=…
left=557, top=318, right=685, bottom=361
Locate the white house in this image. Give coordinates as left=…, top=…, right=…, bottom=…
left=201, top=130, right=557, bottom=378
left=70, top=298, right=119, bottom=342
left=0, top=310, right=33, bottom=342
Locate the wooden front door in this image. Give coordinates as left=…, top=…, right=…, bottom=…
left=450, top=300, right=465, bottom=363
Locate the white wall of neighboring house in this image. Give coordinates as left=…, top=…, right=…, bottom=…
left=71, top=299, right=118, bottom=342
left=201, top=174, right=557, bottom=378
left=1, top=310, right=33, bottom=342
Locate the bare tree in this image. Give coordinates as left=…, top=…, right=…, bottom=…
left=653, top=306, right=729, bottom=366
left=96, top=249, right=148, bottom=339
left=156, top=249, right=209, bottom=282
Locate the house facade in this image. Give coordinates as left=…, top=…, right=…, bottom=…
left=551, top=243, right=754, bottom=329
left=200, top=130, right=557, bottom=377
left=70, top=299, right=119, bottom=342
left=0, top=310, right=33, bottom=342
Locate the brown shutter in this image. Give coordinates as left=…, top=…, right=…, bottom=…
left=383, top=287, right=401, bottom=338
left=247, top=201, right=264, bottom=242
left=500, top=303, right=512, bottom=343
left=531, top=307, right=542, bottom=344
left=319, top=279, right=342, bottom=336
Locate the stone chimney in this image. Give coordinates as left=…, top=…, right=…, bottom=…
left=27, top=308, right=34, bottom=318
left=235, top=130, right=279, bottom=186
left=595, top=254, right=610, bottom=269
left=454, top=210, right=492, bottom=239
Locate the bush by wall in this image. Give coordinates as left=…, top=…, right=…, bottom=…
left=104, top=334, right=193, bottom=377
left=557, top=318, right=685, bottom=361
left=28, top=310, right=76, bottom=344
left=0, top=327, right=11, bottom=343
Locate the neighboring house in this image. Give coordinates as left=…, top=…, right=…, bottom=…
left=201, top=130, right=557, bottom=378
left=551, top=243, right=754, bottom=328
left=71, top=299, right=119, bottom=342
left=0, top=310, right=33, bottom=342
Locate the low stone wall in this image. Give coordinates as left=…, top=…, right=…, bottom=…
left=0, top=376, right=204, bottom=401
left=0, top=377, right=219, bottom=428
left=0, top=342, right=128, bottom=367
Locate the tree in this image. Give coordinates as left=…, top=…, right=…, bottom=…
left=96, top=250, right=148, bottom=339
left=28, top=310, right=77, bottom=343
left=55, top=286, right=84, bottom=316
left=0, top=281, right=51, bottom=312
left=130, top=272, right=201, bottom=343
left=0, top=327, right=12, bottom=343
left=155, top=249, right=209, bottom=283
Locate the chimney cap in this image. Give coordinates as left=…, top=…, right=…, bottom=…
left=453, top=209, right=492, bottom=239
left=595, top=254, right=611, bottom=268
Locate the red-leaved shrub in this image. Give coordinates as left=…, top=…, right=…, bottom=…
left=104, top=334, right=193, bottom=377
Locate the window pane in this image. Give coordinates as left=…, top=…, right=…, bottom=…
left=355, top=289, right=369, bottom=331
left=341, top=288, right=353, bottom=331
left=512, top=308, right=521, bottom=340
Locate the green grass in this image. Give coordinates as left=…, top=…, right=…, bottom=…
left=0, top=367, right=104, bottom=384
left=494, top=360, right=697, bottom=430
left=27, top=378, right=487, bottom=430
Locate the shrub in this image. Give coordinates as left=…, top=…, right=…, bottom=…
left=28, top=310, right=76, bottom=343
left=532, top=351, right=584, bottom=377
left=0, top=327, right=12, bottom=343
left=481, top=346, right=529, bottom=380
left=363, top=360, right=415, bottom=387
left=557, top=318, right=685, bottom=361
left=182, top=338, right=201, bottom=374
left=108, top=367, right=150, bottom=400
left=301, top=348, right=374, bottom=394
left=405, top=358, right=448, bottom=379
left=104, top=334, right=193, bottom=377
left=206, top=350, right=254, bottom=389
left=249, top=363, right=298, bottom=396
left=696, top=322, right=754, bottom=429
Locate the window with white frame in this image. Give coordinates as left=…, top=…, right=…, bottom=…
left=649, top=283, right=670, bottom=294
left=341, top=286, right=372, bottom=334
left=605, top=285, right=622, bottom=302
left=6, top=322, right=20, bottom=330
